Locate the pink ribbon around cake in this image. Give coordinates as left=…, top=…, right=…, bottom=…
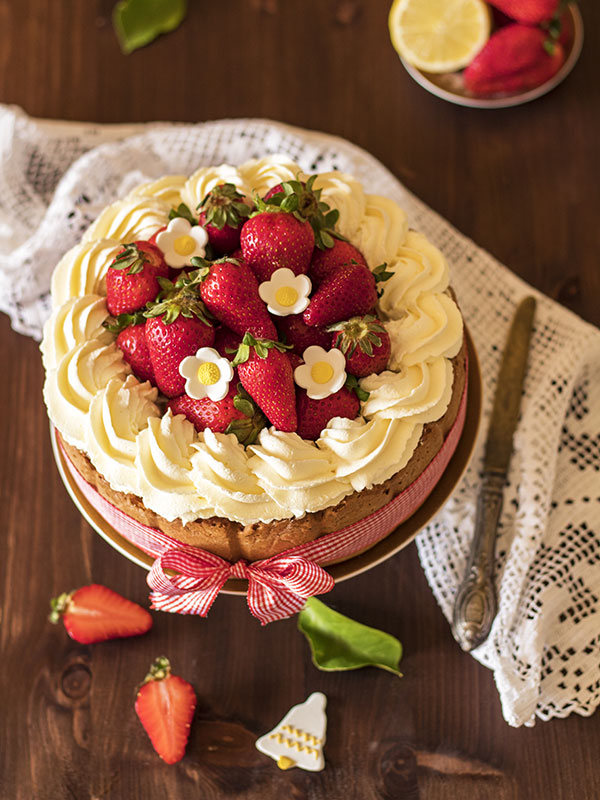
left=59, top=376, right=467, bottom=624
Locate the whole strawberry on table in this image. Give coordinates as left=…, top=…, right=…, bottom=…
left=103, top=174, right=395, bottom=444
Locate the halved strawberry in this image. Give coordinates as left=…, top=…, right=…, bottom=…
left=329, top=315, right=391, bottom=378
left=135, top=656, right=197, bottom=765
left=49, top=584, right=153, bottom=644
left=106, top=241, right=169, bottom=316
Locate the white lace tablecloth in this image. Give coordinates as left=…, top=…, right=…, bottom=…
left=1, top=104, right=598, bottom=727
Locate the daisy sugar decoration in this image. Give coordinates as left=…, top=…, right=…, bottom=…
left=156, top=217, right=208, bottom=268
left=258, top=268, right=312, bottom=316
left=178, top=347, right=234, bottom=401
left=294, top=346, right=346, bottom=400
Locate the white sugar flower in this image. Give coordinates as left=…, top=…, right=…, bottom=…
left=178, top=347, right=234, bottom=401
left=294, top=346, right=347, bottom=400
left=258, top=267, right=312, bottom=316
left=155, top=217, right=208, bottom=268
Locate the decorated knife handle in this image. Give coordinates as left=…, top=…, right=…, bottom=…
left=451, top=469, right=504, bottom=652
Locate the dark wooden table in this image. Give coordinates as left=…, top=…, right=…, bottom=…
left=1, top=2, right=599, bottom=798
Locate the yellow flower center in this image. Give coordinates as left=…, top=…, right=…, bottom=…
left=275, top=286, right=299, bottom=307
left=311, top=361, right=334, bottom=385
left=173, top=235, right=197, bottom=256
left=197, top=362, right=221, bottom=385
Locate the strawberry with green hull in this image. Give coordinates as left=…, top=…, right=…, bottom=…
left=49, top=584, right=153, bottom=643
left=241, top=208, right=315, bottom=282
left=309, top=239, right=367, bottom=285
left=168, top=382, right=267, bottom=444
left=192, top=256, right=277, bottom=340
left=233, top=333, right=297, bottom=432
left=105, top=241, right=169, bottom=316
left=329, top=315, right=391, bottom=378
left=135, top=657, right=197, bottom=765
left=463, top=24, right=565, bottom=96
left=296, top=386, right=360, bottom=441
left=144, top=272, right=215, bottom=398
left=105, top=311, right=155, bottom=384
left=241, top=175, right=342, bottom=282
left=197, top=183, right=252, bottom=255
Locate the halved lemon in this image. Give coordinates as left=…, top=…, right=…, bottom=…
left=388, top=0, right=491, bottom=74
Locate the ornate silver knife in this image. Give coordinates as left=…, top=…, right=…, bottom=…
left=452, top=296, right=536, bottom=652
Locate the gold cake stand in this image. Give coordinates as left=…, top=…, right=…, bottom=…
left=51, top=330, right=482, bottom=595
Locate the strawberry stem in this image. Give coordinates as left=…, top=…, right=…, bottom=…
left=232, top=332, right=291, bottom=366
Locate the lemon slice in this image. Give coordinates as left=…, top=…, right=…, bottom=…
left=388, top=0, right=490, bottom=74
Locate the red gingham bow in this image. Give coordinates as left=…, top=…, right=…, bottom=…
left=147, top=545, right=335, bottom=625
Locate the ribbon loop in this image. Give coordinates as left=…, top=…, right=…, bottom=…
left=147, top=546, right=334, bottom=623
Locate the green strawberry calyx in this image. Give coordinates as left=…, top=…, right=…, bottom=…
left=344, top=374, right=370, bottom=403
left=328, top=314, right=387, bottom=358
left=231, top=332, right=291, bottom=366
left=197, top=183, right=252, bottom=230
left=168, top=202, right=198, bottom=226
left=141, top=656, right=172, bottom=685
left=226, top=383, right=268, bottom=446
left=48, top=590, right=75, bottom=624
left=103, top=310, right=147, bottom=334
left=110, top=243, right=150, bottom=275
left=252, top=173, right=346, bottom=250
left=144, top=272, right=212, bottom=326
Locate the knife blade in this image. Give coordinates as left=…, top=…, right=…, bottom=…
left=452, top=296, right=536, bottom=652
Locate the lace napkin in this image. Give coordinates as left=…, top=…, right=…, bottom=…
left=1, top=104, right=598, bottom=728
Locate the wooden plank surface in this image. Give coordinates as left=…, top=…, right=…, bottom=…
left=1, top=1, right=599, bottom=798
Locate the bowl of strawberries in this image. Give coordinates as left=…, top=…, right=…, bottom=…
left=389, top=0, right=583, bottom=108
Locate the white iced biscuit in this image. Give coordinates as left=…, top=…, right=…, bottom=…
left=255, top=692, right=327, bottom=772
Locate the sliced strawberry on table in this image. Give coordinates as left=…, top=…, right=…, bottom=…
left=135, top=656, right=197, bottom=765
left=49, top=584, right=153, bottom=644
left=232, top=333, right=297, bottom=432
left=192, top=255, right=277, bottom=340
left=329, top=315, right=391, bottom=378
left=296, top=386, right=360, bottom=441
left=463, top=24, right=565, bottom=96
left=197, top=183, right=252, bottom=255
left=276, top=314, right=331, bottom=357
left=309, top=239, right=367, bottom=285
left=106, top=241, right=169, bottom=316
left=168, top=381, right=267, bottom=444
left=144, top=272, right=215, bottom=397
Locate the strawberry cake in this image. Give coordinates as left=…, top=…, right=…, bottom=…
left=41, top=156, right=465, bottom=562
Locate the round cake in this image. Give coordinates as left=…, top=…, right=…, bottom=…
left=41, top=156, right=465, bottom=562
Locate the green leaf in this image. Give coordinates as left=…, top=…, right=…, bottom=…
left=113, top=0, right=188, bottom=55
left=298, top=597, right=402, bottom=676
